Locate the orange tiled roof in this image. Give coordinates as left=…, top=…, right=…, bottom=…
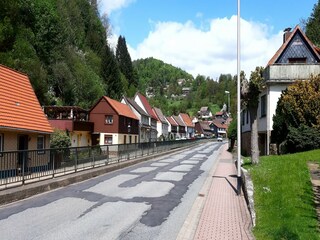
left=179, top=113, right=194, bottom=127
left=166, top=116, right=178, bottom=126
left=0, top=65, right=53, bottom=133
left=104, top=96, right=139, bottom=120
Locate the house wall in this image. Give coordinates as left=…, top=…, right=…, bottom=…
left=1, top=131, right=50, bottom=151
left=98, top=133, right=138, bottom=145
left=70, top=131, right=91, bottom=147
left=0, top=130, right=51, bottom=170
left=90, top=99, right=119, bottom=133
left=156, top=121, right=162, bottom=138
left=162, top=124, right=169, bottom=139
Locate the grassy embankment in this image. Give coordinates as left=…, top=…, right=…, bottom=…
left=244, top=149, right=320, bottom=239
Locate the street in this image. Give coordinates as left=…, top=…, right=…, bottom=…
left=0, top=142, right=223, bottom=240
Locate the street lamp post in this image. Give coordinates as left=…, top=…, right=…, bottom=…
left=225, top=90, right=230, bottom=114
left=236, top=0, right=242, bottom=195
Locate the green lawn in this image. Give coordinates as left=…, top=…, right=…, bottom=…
left=246, top=150, right=320, bottom=240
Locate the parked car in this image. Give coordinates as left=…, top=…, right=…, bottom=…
left=217, top=136, right=223, bottom=142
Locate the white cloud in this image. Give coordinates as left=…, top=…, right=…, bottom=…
left=128, top=15, right=283, bottom=79
left=100, top=0, right=136, bottom=15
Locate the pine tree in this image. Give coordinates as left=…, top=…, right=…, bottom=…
left=101, top=44, right=123, bottom=100
left=306, top=0, right=320, bottom=47
left=116, top=36, right=137, bottom=87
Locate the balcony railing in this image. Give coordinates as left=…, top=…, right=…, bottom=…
left=0, top=139, right=203, bottom=190
left=263, top=64, right=320, bottom=83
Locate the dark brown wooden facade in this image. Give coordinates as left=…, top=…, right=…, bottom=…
left=89, top=97, right=139, bottom=135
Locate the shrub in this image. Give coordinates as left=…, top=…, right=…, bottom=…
left=285, top=125, right=320, bottom=153
left=50, top=129, right=71, bottom=149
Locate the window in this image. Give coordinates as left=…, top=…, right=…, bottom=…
left=105, top=115, right=113, bottom=124
left=104, top=135, right=112, bottom=145
left=246, top=110, right=249, bottom=124
left=288, top=57, right=306, bottom=64
left=261, top=95, right=267, bottom=117
left=0, top=133, right=3, bottom=157
left=37, top=135, right=45, bottom=154
left=242, top=110, right=246, bottom=126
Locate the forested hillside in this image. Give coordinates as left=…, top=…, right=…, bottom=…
left=0, top=0, right=237, bottom=116
left=0, top=0, right=106, bottom=108
left=133, top=57, right=194, bottom=94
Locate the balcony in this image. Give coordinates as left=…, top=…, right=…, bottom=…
left=263, top=64, right=320, bottom=84
left=44, top=106, right=93, bottom=132
left=49, top=119, right=93, bottom=132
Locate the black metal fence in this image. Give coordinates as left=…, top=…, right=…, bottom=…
left=0, top=139, right=201, bottom=189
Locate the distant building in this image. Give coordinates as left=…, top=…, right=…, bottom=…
left=134, top=92, right=158, bottom=142
left=198, top=107, right=213, bottom=120
left=179, top=113, right=195, bottom=138
left=153, top=107, right=169, bottom=140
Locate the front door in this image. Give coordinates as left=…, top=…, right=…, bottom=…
left=18, top=135, right=28, bottom=172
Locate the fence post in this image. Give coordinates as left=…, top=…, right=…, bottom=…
left=22, top=152, right=25, bottom=185
left=90, top=147, right=94, bottom=167
left=52, top=150, right=55, bottom=178
left=75, top=147, right=78, bottom=172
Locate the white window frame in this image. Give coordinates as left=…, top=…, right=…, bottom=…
left=104, top=135, right=112, bottom=145
left=105, top=115, right=113, bottom=124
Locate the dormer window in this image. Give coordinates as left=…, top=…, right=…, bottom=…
left=288, top=57, right=306, bottom=64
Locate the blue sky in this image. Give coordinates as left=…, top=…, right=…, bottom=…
left=100, top=0, right=317, bottom=79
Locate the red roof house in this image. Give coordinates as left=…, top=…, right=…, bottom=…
left=0, top=65, right=52, bottom=152
left=0, top=65, right=53, bottom=173
left=89, top=96, right=139, bottom=145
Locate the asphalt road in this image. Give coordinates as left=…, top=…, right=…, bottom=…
left=0, top=142, right=223, bottom=240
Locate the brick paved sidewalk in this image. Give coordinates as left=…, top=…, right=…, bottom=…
left=193, top=144, right=254, bottom=240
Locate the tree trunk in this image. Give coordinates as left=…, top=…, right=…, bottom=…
left=249, top=107, right=260, bottom=164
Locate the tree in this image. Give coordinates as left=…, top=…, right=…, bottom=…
left=305, top=0, right=320, bottom=47
left=272, top=75, right=320, bottom=153
left=101, top=44, right=123, bottom=100
left=116, top=36, right=137, bottom=88
left=242, top=67, right=264, bottom=164
left=227, top=117, right=237, bottom=151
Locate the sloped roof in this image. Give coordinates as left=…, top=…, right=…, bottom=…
left=200, top=121, right=211, bottom=131
left=153, top=107, right=168, bottom=124
left=103, top=96, right=139, bottom=120
left=179, top=113, right=194, bottom=127
left=172, top=115, right=186, bottom=126
left=0, top=65, right=53, bottom=133
left=267, top=25, right=320, bottom=66
left=135, top=92, right=157, bottom=119
left=211, top=119, right=227, bottom=129
left=200, top=106, right=209, bottom=112
left=166, top=116, right=178, bottom=126
left=123, top=96, right=149, bottom=117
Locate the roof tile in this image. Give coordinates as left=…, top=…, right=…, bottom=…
left=0, top=65, right=53, bottom=133
left=104, top=96, right=139, bottom=120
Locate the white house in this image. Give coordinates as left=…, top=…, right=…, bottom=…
left=152, top=107, right=169, bottom=140
left=242, top=25, right=320, bottom=155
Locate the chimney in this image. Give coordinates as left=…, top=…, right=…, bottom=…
left=283, top=27, right=292, bottom=43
